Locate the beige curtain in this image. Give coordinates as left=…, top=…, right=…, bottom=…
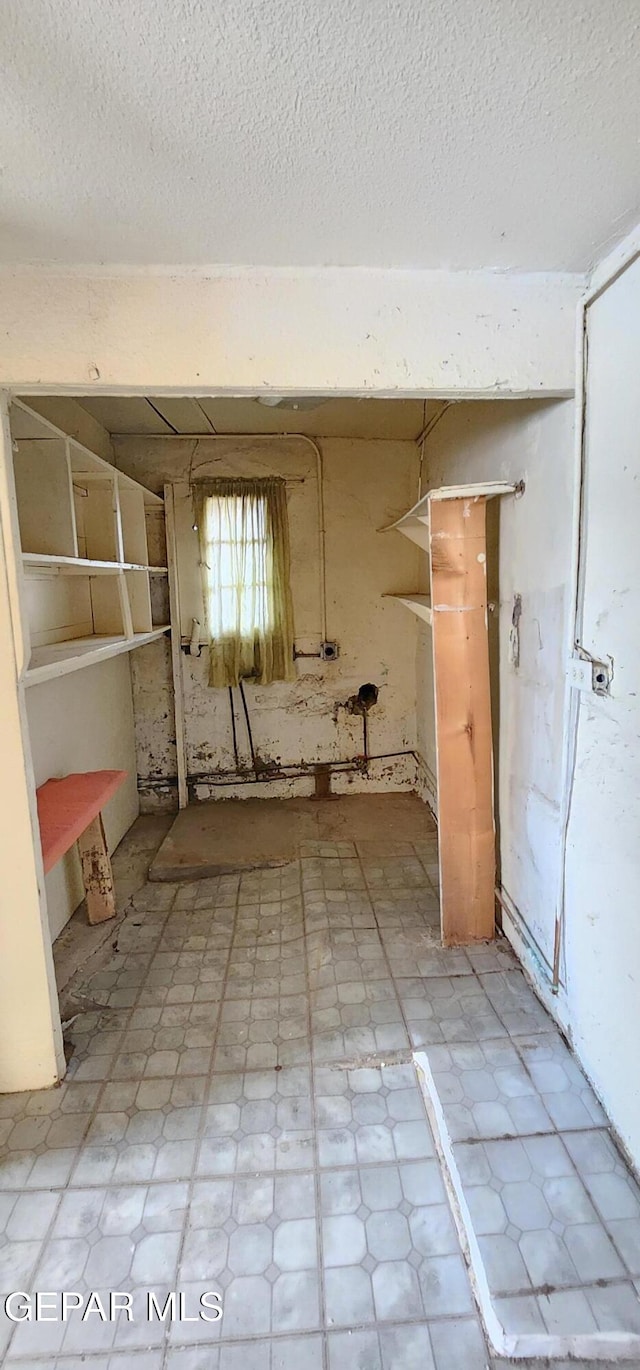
left=193, top=477, right=295, bottom=688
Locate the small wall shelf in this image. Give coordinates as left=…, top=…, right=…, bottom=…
left=23, top=553, right=169, bottom=576
left=10, top=399, right=169, bottom=685
left=384, top=593, right=432, bottom=625
left=25, top=629, right=170, bottom=687
left=381, top=481, right=519, bottom=549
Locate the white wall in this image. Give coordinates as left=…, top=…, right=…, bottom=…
left=26, top=656, right=139, bottom=939
left=0, top=267, right=581, bottom=396
left=563, top=254, right=640, bottom=1162
left=0, top=400, right=65, bottom=1089
left=419, top=399, right=576, bottom=975
left=115, top=435, right=422, bottom=803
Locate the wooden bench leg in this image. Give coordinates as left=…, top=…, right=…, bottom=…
left=77, top=814, right=117, bottom=925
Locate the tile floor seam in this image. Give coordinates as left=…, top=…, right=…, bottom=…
left=2, top=898, right=179, bottom=1363
left=300, top=867, right=330, bottom=1369
left=416, top=953, right=640, bottom=1293
left=157, top=876, right=242, bottom=1369
left=6, top=1311, right=493, bottom=1368
left=353, top=846, right=492, bottom=1353
left=430, top=956, right=639, bottom=1284
left=368, top=878, right=514, bottom=1364
left=506, top=1033, right=639, bottom=1260
left=64, top=900, right=178, bottom=1189
left=455, top=1124, right=612, bottom=1146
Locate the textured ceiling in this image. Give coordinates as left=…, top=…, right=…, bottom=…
left=2, top=0, right=639, bottom=271
left=73, top=396, right=428, bottom=440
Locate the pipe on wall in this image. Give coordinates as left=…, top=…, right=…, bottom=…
left=136, top=430, right=328, bottom=645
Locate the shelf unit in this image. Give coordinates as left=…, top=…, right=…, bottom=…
left=383, top=593, right=432, bottom=625
left=381, top=481, right=519, bottom=550
left=10, top=399, right=170, bottom=685
left=383, top=478, right=521, bottom=948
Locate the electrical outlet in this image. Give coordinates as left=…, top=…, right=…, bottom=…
left=320, top=641, right=339, bottom=661
left=568, top=653, right=612, bottom=696
left=591, top=658, right=612, bottom=697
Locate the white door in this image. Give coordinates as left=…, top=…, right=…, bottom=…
left=564, top=255, right=640, bottom=1158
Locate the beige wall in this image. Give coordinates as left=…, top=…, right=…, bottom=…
left=26, top=656, right=139, bottom=939
left=114, top=435, right=422, bottom=803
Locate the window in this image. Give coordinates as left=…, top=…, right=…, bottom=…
left=193, top=477, right=295, bottom=688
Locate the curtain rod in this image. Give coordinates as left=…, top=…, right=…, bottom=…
left=188, top=474, right=306, bottom=483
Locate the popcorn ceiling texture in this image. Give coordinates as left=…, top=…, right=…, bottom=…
left=0, top=0, right=638, bottom=269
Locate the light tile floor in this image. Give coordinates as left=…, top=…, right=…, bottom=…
left=1, top=827, right=639, bottom=1368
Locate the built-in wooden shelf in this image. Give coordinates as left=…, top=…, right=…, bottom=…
left=384, top=593, right=432, bottom=625
left=25, top=628, right=171, bottom=686
left=10, top=398, right=169, bottom=685
left=23, top=553, right=168, bottom=576
left=381, top=481, right=519, bottom=549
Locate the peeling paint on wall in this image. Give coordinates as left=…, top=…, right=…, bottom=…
left=121, top=436, right=423, bottom=809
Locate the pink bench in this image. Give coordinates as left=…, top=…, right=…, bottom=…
left=36, top=770, right=128, bottom=924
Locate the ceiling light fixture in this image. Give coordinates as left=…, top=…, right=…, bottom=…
left=255, top=396, right=328, bottom=412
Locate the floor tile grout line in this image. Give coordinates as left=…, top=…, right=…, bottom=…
left=438, top=954, right=640, bottom=1280
left=398, top=924, right=640, bottom=1310
left=4, top=1309, right=490, bottom=1367
left=355, top=842, right=494, bottom=1370
left=299, top=859, right=329, bottom=1366
left=0, top=1151, right=476, bottom=1199
left=350, top=838, right=485, bottom=1353
left=157, top=876, right=243, bottom=1370
left=64, top=900, right=179, bottom=1188
left=488, top=1272, right=640, bottom=1301
left=3, top=897, right=179, bottom=1363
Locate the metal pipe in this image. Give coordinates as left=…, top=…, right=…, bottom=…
left=238, top=679, right=258, bottom=779
left=228, top=687, right=239, bottom=770
left=187, top=748, right=419, bottom=786
left=141, top=430, right=327, bottom=644
left=415, top=402, right=454, bottom=498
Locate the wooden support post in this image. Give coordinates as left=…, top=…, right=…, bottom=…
left=77, top=814, right=117, bottom=924
left=429, top=496, right=495, bottom=945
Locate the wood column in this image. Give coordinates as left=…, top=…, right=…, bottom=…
left=429, top=496, right=495, bottom=945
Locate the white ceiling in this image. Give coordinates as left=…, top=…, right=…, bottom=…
left=72, top=396, right=430, bottom=441
left=2, top=0, right=639, bottom=271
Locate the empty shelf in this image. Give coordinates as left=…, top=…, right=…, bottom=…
left=384, top=593, right=432, bottom=625
left=23, top=553, right=168, bottom=576
left=381, top=481, right=520, bottom=549
left=25, top=627, right=170, bottom=686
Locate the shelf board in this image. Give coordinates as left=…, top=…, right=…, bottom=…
left=22, top=553, right=168, bottom=576
left=24, top=627, right=170, bottom=686
left=381, top=481, right=519, bottom=549
left=429, top=480, right=519, bottom=502
left=11, top=398, right=164, bottom=504
left=384, top=593, right=432, bottom=625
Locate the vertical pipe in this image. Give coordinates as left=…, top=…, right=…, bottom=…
left=238, top=679, right=258, bottom=779
left=228, top=686, right=239, bottom=770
